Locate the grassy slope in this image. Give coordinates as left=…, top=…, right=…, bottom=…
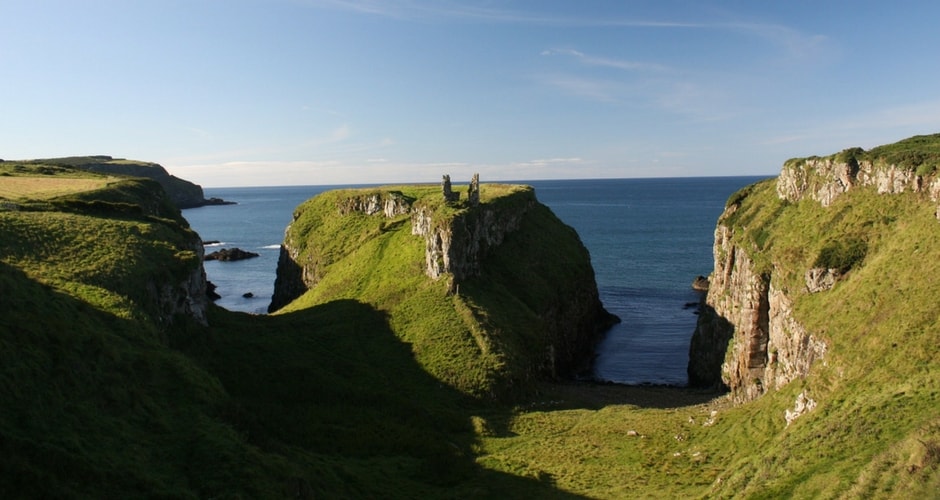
left=0, top=167, right=573, bottom=497
left=2, top=146, right=939, bottom=497
left=278, top=183, right=605, bottom=400
left=699, top=177, right=940, bottom=497
left=474, top=169, right=939, bottom=498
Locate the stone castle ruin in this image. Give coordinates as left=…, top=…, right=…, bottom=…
left=442, top=173, right=480, bottom=206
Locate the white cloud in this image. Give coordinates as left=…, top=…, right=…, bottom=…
left=511, top=157, right=584, bottom=168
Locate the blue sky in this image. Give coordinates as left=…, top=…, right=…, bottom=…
left=3, top=0, right=940, bottom=187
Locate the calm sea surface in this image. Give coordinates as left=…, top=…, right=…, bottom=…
left=182, top=176, right=765, bottom=385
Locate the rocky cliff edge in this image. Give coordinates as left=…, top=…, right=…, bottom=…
left=690, top=133, right=940, bottom=404
left=268, top=181, right=617, bottom=398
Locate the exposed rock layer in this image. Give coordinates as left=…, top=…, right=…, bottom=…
left=411, top=193, right=533, bottom=281
left=778, top=156, right=940, bottom=218
left=691, top=146, right=940, bottom=402
left=268, top=185, right=617, bottom=393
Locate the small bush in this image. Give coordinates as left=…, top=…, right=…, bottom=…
left=915, top=163, right=937, bottom=176
left=814, top=237, right=867, bottom=272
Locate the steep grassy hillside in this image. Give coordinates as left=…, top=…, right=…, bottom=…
left=273, top=183, right=616, bottom=400
left=0, top=166, right=568, bottom=497
left=2, top=141, right=938, bottom=498
left=5, top=156, right=220, bottom=208
left=681, top=135, right=940, bottom=496
left=700, top=178, right=940, bottom=497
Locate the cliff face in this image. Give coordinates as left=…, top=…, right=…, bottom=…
left=410, top=192, right=533, bottom=282
left=22, top=156, right=224, bottom=208
left=689, top=217, right=827, bottom=403
left=272, top=188, right=536, bottom=309
left=690, top=136, right=940, bottom=403
left=76, top=177, right=211, bottom=326
left=777, top=156, right=940, bottom=215
left=268, top=184, right=616, bottom=398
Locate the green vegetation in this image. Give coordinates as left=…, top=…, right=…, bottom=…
left=785, top=132, right=940, bottom=173
left=2, top=145, right=939, bottom=497
left=6, top=154, right=211, bottom=208
left=710, top=147, right=940, bottom=496
left=278, top=182, right=608, bottom=400
left=813, top=237, right=867, bottom=272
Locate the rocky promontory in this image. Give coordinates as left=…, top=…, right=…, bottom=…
left=269, top=177, right=618, bottom=398
left=689, top=133, right=940, bottom=403
left=16, top=155, right=233, bottom=209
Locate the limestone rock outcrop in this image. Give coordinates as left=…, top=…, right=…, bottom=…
left=268, top=182, right=617, bottom=395
left=690, top=136, right=940, bottom=402
left=689, top=205, right=829, bottom=402
left=411, top=191, right=533, bottom=281
left=778, top=154, right=940, bottom=217
left=804, top=267, right=840, bottom=293
left=338, top=191, right=412, bottom=217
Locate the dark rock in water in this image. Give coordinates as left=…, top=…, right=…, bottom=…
left=205, top=248, right=260, bottom=261
left=206, top=281, right=221, bottom=301
left=203, top=197, right=236, bottom=206
left=202, top=240, right=221, bottom=246
left=692, top=275, right=710, bottom=291
left=242, top=292, right=254, bottom=298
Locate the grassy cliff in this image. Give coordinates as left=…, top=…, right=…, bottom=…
left=6, top=155, right=220, bottom=208
left=271, top=183, right=616, bottom=400
left=2, top=146, right=938, bottom=497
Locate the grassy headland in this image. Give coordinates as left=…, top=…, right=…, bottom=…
left=1, top=146, right=938, bottom=497
left=274, top=182, right=615, bottom=400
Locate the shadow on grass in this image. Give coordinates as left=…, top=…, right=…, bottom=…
left=537, top=381, right=725, bottom=412
left=0, top=262, right=584, bottom=498
left=181, top=300, right=589, bottom=498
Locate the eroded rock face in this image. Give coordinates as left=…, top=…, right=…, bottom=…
left=805, top=267, right=840, bottom=293
left=689, top=215, right=827, bottom=403
left=778, top=158, right=936, bottom=208
left=148, top=237, right=209, bottom=326
left=411, top=196, right=533, bottom=281
left=785, top=390, right=817, bottom=426
left=777, top=157, right=857, bottom=206
left=338, top=192, right=412, bottom=218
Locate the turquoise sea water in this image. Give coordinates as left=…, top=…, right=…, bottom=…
left=182, top=176, right=766, bottom=385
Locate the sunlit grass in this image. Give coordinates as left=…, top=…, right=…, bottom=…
left=2, top=151, right=939, bottom=497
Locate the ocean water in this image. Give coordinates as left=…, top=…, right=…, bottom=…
left=182, top=176, right=765, bottom=385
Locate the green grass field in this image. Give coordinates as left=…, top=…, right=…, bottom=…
left=1, top=152, right=938, bottom=497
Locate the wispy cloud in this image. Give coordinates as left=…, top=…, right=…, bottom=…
left=511, top=157, right=584, bottom=168
left=541, top=48, right=669, bottom=73
left=728, top=22, right=830, bottom=60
